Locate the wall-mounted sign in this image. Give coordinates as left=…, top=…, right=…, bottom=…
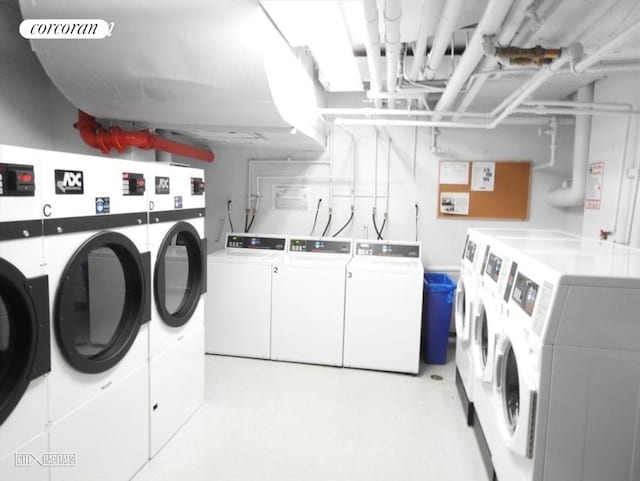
left=585, top=162, right=604, bottom=210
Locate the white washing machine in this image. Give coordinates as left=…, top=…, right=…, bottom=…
left=147, top=163, right=206, bottom=458
left=271, top=237, right=352, bottom=366
left=41, top=152, right=150, bottom=481
left=488, top=248, right=640, bottom=481
left=343, top=240, right=423, bottom=374
left=206, top=233, right=287, bottom=359
left=455, top=229, right=490, bottom=426
left=0, top=146, right=50, bottom=481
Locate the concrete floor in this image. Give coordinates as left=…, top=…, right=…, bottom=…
left=133, top=350, right=487, bottom=481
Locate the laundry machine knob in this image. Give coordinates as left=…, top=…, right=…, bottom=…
left=56, top=226, right=63, bottom=234
left=22, top=229, right=30, bottom=238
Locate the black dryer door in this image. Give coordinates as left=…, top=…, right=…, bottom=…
left=0, top=259, right=50, bottom=426
left=154, top=221, right=205, bottom=328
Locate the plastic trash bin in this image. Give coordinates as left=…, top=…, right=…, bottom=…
left=422, top=273, right=456, bottom=364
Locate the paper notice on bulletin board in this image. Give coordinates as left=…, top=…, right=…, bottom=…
left=439, top=161, right=469, bottom=184
left=273, top=184, right=309, bottom=210
left=440, top=192, right=469, bottom=215
left=471, top=162, right=495, bottom=191
left=585, top=162, right=604, bottom=210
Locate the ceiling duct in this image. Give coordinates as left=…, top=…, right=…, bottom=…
left=19, top=0, right=326, bottom=152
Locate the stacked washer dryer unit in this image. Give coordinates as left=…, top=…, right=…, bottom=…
left=483, top=244, right=640, bottom=481
left=343, top=240, right=423, bottom=374
left=0, top=146, right=50, bottom=481
left=454, top=230, right=490, bottom=426
left=271, top=237, right=352, bottom=366
left=147, top=163, right=206, bottom=457
left=206, top=233, right=287, bottom=359
left=41, top=152, right=150, bottom=481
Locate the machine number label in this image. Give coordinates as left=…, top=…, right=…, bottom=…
left=155, top=176, right=170, bottom=194
left=55, top=169, right=83, bottom=194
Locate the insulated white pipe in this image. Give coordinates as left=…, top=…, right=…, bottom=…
left=409, top=0, right=444, bottom=80
left=511, top=0, right=562, bottom=46
left=515, top=107, right=640, bottom=117
left=521, top=100, right=633, bottom=111
left=434, top=0, right=515, bottom=117
left=532, top=116, right=557, bottom=170
left=546, top=83, right=594, bottom=208
left=455, top=0, right=535, bottom=115
left=423, top=0, right=464, bottom=81
left=384, top=0, right=402, bottom=107
left=574, top=22, right=640, bottom=73
left=363, top=0, right=384, bottom=108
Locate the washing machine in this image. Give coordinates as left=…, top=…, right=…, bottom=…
left=455, top=229, right=490, bottom=426
left=206, top=233, right=287, bottom=359
left=343, top=240, right=423, bottom=374
left=41, top=152, right=150, bottom=481
left=487, top=248, right=640, bottom=481
left=0, top=146, right=50, bottom=481
left=271, top=237, right=352, bottom=366
left=147, top=162, right=206, bottom=458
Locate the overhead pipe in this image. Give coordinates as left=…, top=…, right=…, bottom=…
left=74, top=111, right=214, bottom=162
left=423, top=0, right=464, bottom=81
left=510, top=0, right=563, bottom=46
left=434, top=0, right=514, bottom=117
left=574, top=21, right=640, bottom=73
left=384, top=0, right=402, bottom=108
left=532, top=116, right=558, bottom=170
left=409, top=0, right=444, bottom=80
left=363, top=0, right=384, bottom=108
left=546, top=83, right=594, bottom=208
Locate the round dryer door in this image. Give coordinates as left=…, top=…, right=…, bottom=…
left=0, top=259, right=49, bottom=426
left=154, top=222, right=205, bottom=328
left=55, top=232, right=148, bottom=374
left=502, top=343, right=520, bottom=434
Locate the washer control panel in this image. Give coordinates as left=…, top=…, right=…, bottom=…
left=191, top=177, right=205, bottom=195
left=226, top=234, right=285, bottom=250
left=289, top=239, right=351, bottom=254
left=0, top=163, right=35, bottom=196
left=355, top=242, right=420, bottom=258
left=122, top=172, right=146, bottom=195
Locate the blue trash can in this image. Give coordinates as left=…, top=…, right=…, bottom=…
left=422, top=273, right=456, bottom=364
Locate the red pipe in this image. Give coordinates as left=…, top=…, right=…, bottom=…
left=74, top=110, right=215, bottom=163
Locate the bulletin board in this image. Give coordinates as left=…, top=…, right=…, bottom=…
left=437, top=161, right=531, bottom=220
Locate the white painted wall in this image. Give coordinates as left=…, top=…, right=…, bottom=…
left=580, top=74, right=640, bottom=246
left=202, top=123, right=578, bottom=269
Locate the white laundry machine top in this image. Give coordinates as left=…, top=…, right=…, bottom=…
left=284, top=237, right=352, bottom=267
left=491, top=236, right=638, bottom=256
left=147, top=161, right=205, bottom=213
left=349, top=239, right=421, bottom=270
left=208, top=233, right=287, bottom=264
left=474, top=227, right=581, bottom=240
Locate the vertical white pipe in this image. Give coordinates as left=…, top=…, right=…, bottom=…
left=385, top=133, right=391, bottom=215
left=409, top=0, right=444, bottom=80
left=363, top=0, right=383, bottom=108
left=384, top=0, right=402, bottom=108
left=374, top=128, right=379, bottom=212
left=574, top=22, right=640, bottom=73
left=424, top=0, right=464, bottom=81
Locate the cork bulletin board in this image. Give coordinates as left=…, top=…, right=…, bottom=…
left=437, top=160, right=531, bottom=220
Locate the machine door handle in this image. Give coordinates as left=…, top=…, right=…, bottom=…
left=347, top=272, right=352, bottom=279
left=495, top=350, right=505, bottom=392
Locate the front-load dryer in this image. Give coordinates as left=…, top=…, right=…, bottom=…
left=41, top=152, right=150, bottom=481
left=0, top=146, right=50, bottom=481
left=455, top=229, right=490, bottom=426
left=206, top=233, right=287, bottom=359
left=147, top=162, right=206, bottom=458
left=271, top=237, right=352, bottom=366
left=343, top=240, right=423, bottom=374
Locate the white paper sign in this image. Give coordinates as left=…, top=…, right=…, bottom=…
left=440, top=192, right=470, bottom=216
left=273, top=184, right=309, bottom=210
left=471, top=162, right=495, bottom=191
left=439, top=161, right=469, bottom=185
left=585, top=162, right=604, bottom=210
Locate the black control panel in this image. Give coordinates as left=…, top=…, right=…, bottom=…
left=191, top=177, right=205, bottom=195
left=289, top=239, right=351, bottom=254
left=511, top=272, right=539, bottom=316
left=226, top=235, right=285, bottom=250
left=504, top=262, right=518, bottom=302
left=464, top=239, right=477, bottom=263
left=122, top=172, right=146, bottom=195
left=485, top=252, right=502, bottom=282
left=0, top=163, right=35, bottom=196
left=355, top=242, right=420, bottom=258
